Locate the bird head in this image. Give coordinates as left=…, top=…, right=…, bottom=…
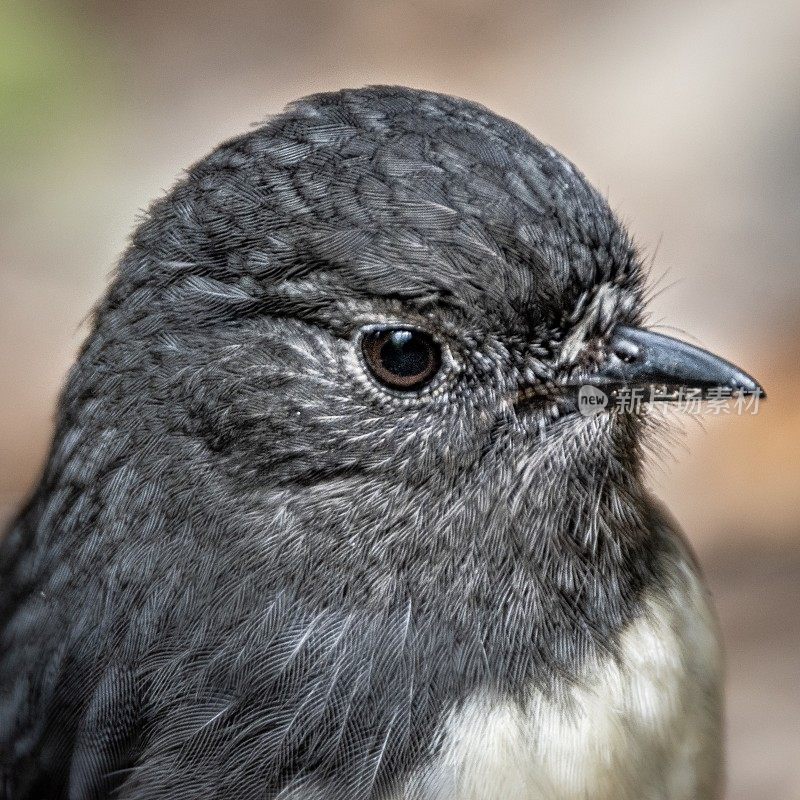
left=66, top=87, right=761, bottom=579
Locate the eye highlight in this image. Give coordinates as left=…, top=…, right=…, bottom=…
left=361, top=327, right=442, bottom=391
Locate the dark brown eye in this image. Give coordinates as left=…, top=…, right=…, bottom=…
left=361, top=327, right=442, bottom=391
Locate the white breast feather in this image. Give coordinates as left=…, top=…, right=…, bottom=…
left=403, top=559, right=723, bottom=800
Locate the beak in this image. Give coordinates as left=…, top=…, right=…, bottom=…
left=577, top=326, right=765, bottom=401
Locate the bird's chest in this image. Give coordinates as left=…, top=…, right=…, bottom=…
left=403, top=565, right=722, bottom=800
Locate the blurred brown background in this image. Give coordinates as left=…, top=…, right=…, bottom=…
left=1, top=1, right=798, bottom=796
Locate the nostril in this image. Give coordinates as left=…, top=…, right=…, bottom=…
left=613, top=340, right=640, bottom=364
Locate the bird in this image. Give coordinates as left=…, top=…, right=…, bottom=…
left=0, top=85, right=763, bottom=800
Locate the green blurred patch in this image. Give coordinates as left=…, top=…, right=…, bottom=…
left=0, top=2, right=116, bottom=176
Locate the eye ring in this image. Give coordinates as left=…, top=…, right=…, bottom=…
left=360, top=326, right=443, bottom=392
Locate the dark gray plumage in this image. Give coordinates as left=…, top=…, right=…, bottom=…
left=0, top=86, right=761, bottom=799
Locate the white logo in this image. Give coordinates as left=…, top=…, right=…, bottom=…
left=578, top=385, right=609, bottom=416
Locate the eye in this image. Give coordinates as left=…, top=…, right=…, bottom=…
left=361, top=327, right=442, bottom=391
